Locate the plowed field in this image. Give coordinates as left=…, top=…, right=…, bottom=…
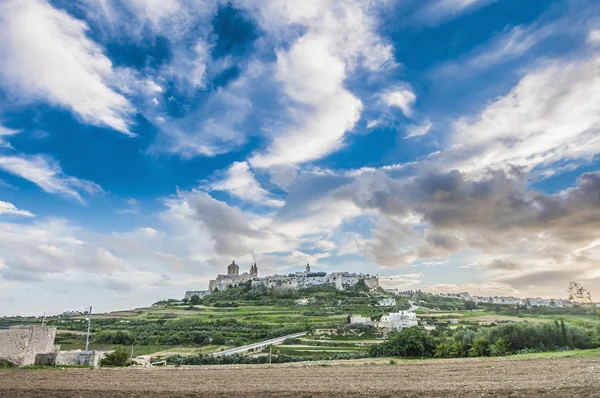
left=1, top=357, right=599, bottom=397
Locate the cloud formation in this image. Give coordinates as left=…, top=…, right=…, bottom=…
left=0, top=154, right=103, bottom=203
left=0, top=0, right=135, bottom=135
left=0, top=201, right=35, bottom=217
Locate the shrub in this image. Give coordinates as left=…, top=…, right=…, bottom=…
left=99, top=346, right=132, bottom=367
left=370, top=327, right=437, bottom=358
left=0, top=359, right=17, bottom=368
left=94, top=330, right=135, bottom=345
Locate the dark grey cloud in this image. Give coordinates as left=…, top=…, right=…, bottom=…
left=185, top=190, right=263, bottom=256
left=488, top=259, right=521, bottom=271
left=325, top=168, right=600, bottom=269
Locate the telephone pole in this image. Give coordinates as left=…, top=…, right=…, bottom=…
left=41, top=312, right=46, bottom=327
left=85, top=306, right=92, bottom=351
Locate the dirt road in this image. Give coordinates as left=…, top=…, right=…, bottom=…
left=1, top=357, right=599, bottom=397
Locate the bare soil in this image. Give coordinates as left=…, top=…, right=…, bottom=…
left=1, top=357, right=599, bottom=397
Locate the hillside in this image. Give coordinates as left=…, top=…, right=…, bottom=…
left=2, top=287, right=599, bottom=363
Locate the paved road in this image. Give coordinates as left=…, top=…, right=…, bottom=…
left=212, top=332, right=308, bottom=357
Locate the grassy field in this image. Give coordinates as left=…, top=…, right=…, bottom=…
left=4, top=288, right=599, bottom=362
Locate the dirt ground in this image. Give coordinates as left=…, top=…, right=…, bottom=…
left=1, top=357, right=599, bottom=397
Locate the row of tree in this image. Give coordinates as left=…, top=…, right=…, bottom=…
left=370, top=321, right=598, bottom=358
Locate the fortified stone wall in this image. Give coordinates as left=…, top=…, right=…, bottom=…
left=0, top=327, right=57, bottom=366
left=183, top=290, right=211, bottom=300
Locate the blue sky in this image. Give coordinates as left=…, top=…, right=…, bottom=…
left=1, top=0, right=600, bottom=315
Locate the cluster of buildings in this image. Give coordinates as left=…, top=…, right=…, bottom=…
left=350, top=311, right=419, bottom=332
left=185, top=261, right=380, bottom=299
left=436, top=292, right=574, bottom=308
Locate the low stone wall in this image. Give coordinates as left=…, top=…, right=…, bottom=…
left=0, top=327, right=57, bottom=366
left=56, top=350, right=109, bottom=367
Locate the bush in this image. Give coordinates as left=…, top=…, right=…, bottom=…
left=94, top=330, right=135, bottom=345
left=370, top=327, right=437, bottom=358
left=99, top=346, right=132, bottom=367
left=0, top=359, right=17, bottom=368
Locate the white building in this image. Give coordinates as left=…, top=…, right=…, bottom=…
left=349, top=314, right=372, bottom=324
left=295, top=298, right=309, bottom=306
left=378, top=298, right=397, bottom=307
left=378, top=311, right=418, bottom=331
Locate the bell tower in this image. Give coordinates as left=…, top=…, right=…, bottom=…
left=250, top=262, right=258, bottom=277
left=306, top=263, right=311, bottom=273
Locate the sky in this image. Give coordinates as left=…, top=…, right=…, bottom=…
left=1, top=0, right=600, bottom=315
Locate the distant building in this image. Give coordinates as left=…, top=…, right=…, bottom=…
left=61, top=311, right=82, bottom=317
left=295, top=298, right=309, bottom=306
left=378, top=311, right=418, bottom=331
left=449, top=319, right=459, bottom=325
left=349, top=314, right=372, bottom=324
left=227, top=260, right=240, bottom=276
left=378, top=298, right=397, bottom=307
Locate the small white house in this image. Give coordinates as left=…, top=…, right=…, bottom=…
left=349, top=314, right=372, bottom=324
left=295, top=298, right=309, bottom=306
left=449, top=319, right=459, bottom=325
left=378, top=298, right=397, bottom=307
left=378, top=311, right=418, bottom=331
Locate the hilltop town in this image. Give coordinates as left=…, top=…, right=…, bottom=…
left=185, top=261, right=379, bottom=300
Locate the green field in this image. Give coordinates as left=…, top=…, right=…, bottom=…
left=3, top=286, right=599, bottom=363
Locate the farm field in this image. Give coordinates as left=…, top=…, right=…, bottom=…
left=2, top=356, right=599, bottom=397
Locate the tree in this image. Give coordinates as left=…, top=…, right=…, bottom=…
left=489, top=338, right=511, bottom=356
left=568, top=282, right=593, bottom=304
left=370, top=327, right=437, bottom=358
left=100, top=346, right=131, bottom=367
left=464, top=300, right=477, bottom=310
left=469, top=337, right=489, bottom=357
left=434, top=342, right=452, bottom=358
left=190, top=295, right=201, bottom=305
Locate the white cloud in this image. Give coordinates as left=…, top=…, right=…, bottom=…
left=589, top=29, right=600, bottom=44
left=444, top=54, right=600, bottom=176
left=404, top=120, right=433, bottom=139
left=0, top=201, right=35, bottom=217
left=210, top=162, right=284, bottom=207
left=0, top=126, right=20, bottom=148
left=0, top=0, right=135, bottom=135
left=415, top=0, right=499, bottom=24
left=116, top=198, right=141, bottom=215
left=247, top=0, right=393, bottom=168
left=382, top=88, right=417, bottom=117
left=0, top=154, right=102, bottom=203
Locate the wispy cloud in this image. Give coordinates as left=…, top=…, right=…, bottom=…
left=414, top=0, right=499, bottom=24
left=0, top=154, right=102, bottom=203
left=404, top=120, right=433, bottom=139
left=0, top=126, right=21, bottom=148
left=0, top=201, right=35, bottom=217
left=116, top=198, right=141, bottom=215
left=209, top=162, right=284, bottom=207
left=0, top=0, right=135, bottom=135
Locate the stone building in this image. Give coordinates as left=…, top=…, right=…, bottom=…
left=250, top=263, right=258, bottom=277
left=0, top=327, right=57, bottom=366
left=227, top=260, right=239, bottom=276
